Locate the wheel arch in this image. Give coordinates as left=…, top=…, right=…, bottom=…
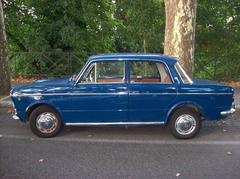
left=25, top=102, right=61, bottom=121
left=166, top=102, right=204, bottom=124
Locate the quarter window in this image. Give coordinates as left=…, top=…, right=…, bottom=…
left=175, top=62, right=192, bottom=84
left=130, top=61, right=172, bottom=83
left=80, top=61, right=124, bottom=83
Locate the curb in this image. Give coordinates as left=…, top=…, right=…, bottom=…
left=0, top=101, right=12, bottom=108
left=0, top=96, right=12, bottom=108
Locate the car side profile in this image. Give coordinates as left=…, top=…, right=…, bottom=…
left=11, top=54, right=235, bottom=139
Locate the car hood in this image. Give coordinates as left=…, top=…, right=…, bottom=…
left=11, top=77, right=71, bottom=96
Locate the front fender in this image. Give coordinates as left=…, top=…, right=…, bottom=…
left=25, top=100, right=62, bottom=121
left=12, top=95, right=62, bottom=122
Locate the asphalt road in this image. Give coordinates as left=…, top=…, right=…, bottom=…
left=0, top=108, right=240, bottom=179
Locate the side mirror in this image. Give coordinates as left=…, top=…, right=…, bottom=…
left=69, top=74, right=76, bottom=82
left=174, top=77, right=180, bottom=84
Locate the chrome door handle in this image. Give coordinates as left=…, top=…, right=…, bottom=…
left=117, top=87, right=127, bottom=90
left=166, top=87, right=176, bottom=90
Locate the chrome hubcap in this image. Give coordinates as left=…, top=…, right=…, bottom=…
left=175, top=114, right=196, bottom=135
left=36, top=112, right=58, bottom=134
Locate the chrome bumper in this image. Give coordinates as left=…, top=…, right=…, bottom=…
left=12, top=114, right=20, bottom=120
left=12, top=106, right=20, bottom=120
left=220, top=108, right=236, bottom=116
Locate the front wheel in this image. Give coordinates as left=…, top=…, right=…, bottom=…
left=29, top=106, right=62, bottom=138
left=168, top=108, right=201, bottom=139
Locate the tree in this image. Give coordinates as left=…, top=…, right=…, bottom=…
left=0, top=0, right=11, bottom=95
left=195, top=0, right=240, bottom=81
left=3, top=0, right=118, bottom=76
left=115, top=0, right=165, bottom=53
left=164, top=0, right=197, bottom=76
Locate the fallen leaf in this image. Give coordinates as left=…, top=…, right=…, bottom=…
left=38, top=159, right=44, bottom=163
left=176, top=172, right=181, bottom=177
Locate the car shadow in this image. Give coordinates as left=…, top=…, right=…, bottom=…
left=58, top=123, right=226, bottom=140
left=59, top=125, right=172, bottom=139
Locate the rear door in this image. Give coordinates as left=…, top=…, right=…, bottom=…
left=128, top=60, right=177, bottom=123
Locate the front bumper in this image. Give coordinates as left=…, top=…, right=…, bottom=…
left=220, top=108, right=236, bottom=116
left=12, top=103, right=20, bottom=120
left=12, top=114, right=20, bottom=120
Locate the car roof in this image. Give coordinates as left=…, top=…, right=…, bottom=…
left=89, top=53, right=177, bottom=65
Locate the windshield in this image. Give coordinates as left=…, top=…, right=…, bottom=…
left=175, top=62, right=193, bottom=84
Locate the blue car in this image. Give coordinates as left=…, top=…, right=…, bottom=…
left=11, top=54, right=235, bottom=139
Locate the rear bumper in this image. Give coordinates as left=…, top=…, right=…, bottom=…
left=220, top=108, right=236, bottom=116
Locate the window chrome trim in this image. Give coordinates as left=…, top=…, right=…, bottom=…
left=79, top=60, right=125, bottom=84
left=128, top=60, right=174, bottom=84
left=75, top=58, right=175, bottom=85
left=175, top=62, right=193, bottom=84
left=65, top=121, right=165, bottom=126
left=129, top=82, right=173, bottom=85
left=82, top=62, right=95, bottom=83
left=75, top=58, right=126, bottom=85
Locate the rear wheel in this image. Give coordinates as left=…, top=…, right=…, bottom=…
left=29, top=106, right=62, bottom=138
left=168, top=108, right=201, bottom=139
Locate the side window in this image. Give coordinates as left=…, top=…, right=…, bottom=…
left=130, top=61, right=172, bottom=83
left=80, top=61, right=124, bottom=83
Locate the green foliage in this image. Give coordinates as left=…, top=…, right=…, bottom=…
left=195, top=0, right=240, bottom=81
left=114, top=0, right=165, bottom=53
left=4, top=0, right=117, bottom=53
left=3, top=0, right=240, bottom=80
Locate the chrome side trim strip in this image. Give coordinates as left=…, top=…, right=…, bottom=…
left=12, top=92, right=233, bottom=97
left=129, top=93, right=176, bottom=95
left=129, top=93, right=232, bottom=95
left=178, top=93, right=232, bottom=95
left=12, top=92, right=128, bottom=97
left=65, top=121, right=165, bottom=126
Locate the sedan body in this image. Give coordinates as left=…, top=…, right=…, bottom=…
left=11, top=54, right=235, bottom=138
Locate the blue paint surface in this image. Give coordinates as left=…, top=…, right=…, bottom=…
left=11, top=54, right=234, bottom=124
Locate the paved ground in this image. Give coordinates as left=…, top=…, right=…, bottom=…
left=0, top=108, right=240, bottom=179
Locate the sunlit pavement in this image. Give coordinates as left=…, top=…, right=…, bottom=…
left=0, top=108, right=240, bottom=179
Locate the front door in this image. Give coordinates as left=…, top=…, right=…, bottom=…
left=68, top=60, right=128, bottom=123
left=128, top=60, right=177, bottom=123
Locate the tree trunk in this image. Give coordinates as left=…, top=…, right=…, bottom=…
left=164, top=0, right=197, bottom=76
left=0, top=0, right=11, bottom=95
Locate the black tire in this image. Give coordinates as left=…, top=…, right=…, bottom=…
left=29, top=105, right=62, bottom=138
left=168, top=108, right=201, bottom=139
